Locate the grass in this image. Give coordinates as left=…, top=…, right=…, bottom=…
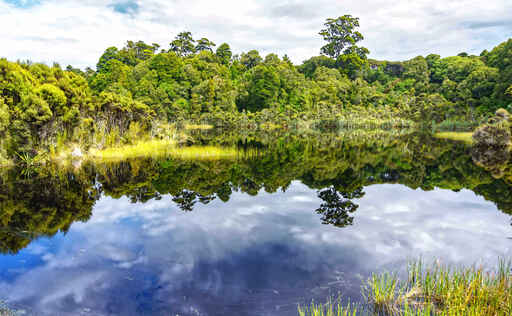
left=396, top=260, right=512, bottom=316
left=299, top=299, right=357, bottom=316
left=165, top=145, right=239, bottom=160
left=300, top=260, right=512, bottom=316
left=184, top=123, right=214, bottom=130
left=87, top=139, right=176, bottom=161
left=0, top=154, right=12, bottom=167
left=0, top=302, right=17, bottom=316
left=87, top=140, right=239, bottom=162
left=314, top=117, right=417, bottom=131
left=432, top=120, right=477, bottom=132
left=434, top=132, right=473, bottom=144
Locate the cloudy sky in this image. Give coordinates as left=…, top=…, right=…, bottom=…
left=1, top=0, right=511, bottom=69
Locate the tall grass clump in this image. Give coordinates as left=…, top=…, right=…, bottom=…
left=298, top=299, right=357, bottom=316
left=87, top=139, right=176, bottom=161
left=364, top=260, right=512, bottom=315
left=0, top=152, right=11, bottom=167
left=364, top=272, right=403, bottom=315
left=434, top=132, right=473, bottom=144
left=184, top=123, right=214, bottom=130
left=169, top=145, right=239, bottom=160
left=88, top=142, right=239, bottom=162
left=432, top=120, right=477, bottom=132
left=303, top=260, right=512, bottom=316
left=0, top=301, right=18, bottom=316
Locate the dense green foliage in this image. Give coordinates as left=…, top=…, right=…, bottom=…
left=1, top=17, right=512, bottom=162
left=1, top=132, right=512, bottom=253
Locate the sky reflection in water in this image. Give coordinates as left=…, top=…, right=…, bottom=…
left=0, top=181, right=511, bottom=316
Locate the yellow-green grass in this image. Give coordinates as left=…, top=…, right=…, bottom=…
left=260, top=122, right=284, bottom=130
left=434, top=132, right=474, bottom=144
left=365, top=260, right=512, bottom=315
left=298, top=300, right=357, bottom=316
left=302, top=260, right=512, bottom=316
left=184, top=123, right=214, bottom=130
left=87, top=139, right=176, bottom=161
left=87, top=140, right=239, bottom=162
left=0, top=156, right=12, bottom=167
left=167, top=145, right=238, bottom=160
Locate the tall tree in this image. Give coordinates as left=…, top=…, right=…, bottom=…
left=196, top=38, right=216, bottom=52
left=319, top=15, right=369, bottom=78
left=240, top=50, right=262, bottom=69
left=170, top=32, right=196, bottom=57
left=96, top=47, right=120, bottom=72
left=319, top=15, right=365, bottom=58
left=216, top=43, right=232, bottom=65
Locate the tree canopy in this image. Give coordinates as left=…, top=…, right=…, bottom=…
left=0, top=19, right=511, bottom=163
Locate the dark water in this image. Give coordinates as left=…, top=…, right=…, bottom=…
left=1, top=132, right=512, bottom=315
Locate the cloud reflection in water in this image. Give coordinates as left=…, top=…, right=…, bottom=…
left=0, top=182, right=511, bottom=315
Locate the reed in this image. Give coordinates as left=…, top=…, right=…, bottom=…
left=184, top=123, right=214, bottom=130
left=301, top=260, right=512, bottom=316
left=434, top=132, right=473, bottom=144
left=0, top=302, right=17, bottom=316
left=167, top=145, right=239, bottom=160
left=0, top=153, right=12, bottom=167
left=87, top=139, right=176, bottom=161
left=87, top=140, right=239, bottom=162
left=364, top=260, right=512, bottom=315
left=298, top=299, right=357, bottom=316
left=432, top=120, right=477, bottom=132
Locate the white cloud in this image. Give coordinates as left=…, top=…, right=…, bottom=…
left=0, top=0, right=511, bottom=69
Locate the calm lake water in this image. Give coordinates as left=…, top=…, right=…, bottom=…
left=0, top=132, right=511, bottom=315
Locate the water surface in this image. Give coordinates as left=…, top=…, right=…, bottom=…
left=0, top=132, right=511, bottom=315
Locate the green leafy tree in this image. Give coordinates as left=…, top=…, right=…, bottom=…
left=402, top=56, right=430, bottom=93
left=96, top=47, right=120, bottom=72
left=216, top=43, right=233, bottom=65
left=239, top=64, right=280, bottom=112
left=36, top=84, right=67, bottom=115
left=506, top=85, right=512, bottom=99
left=170, top=31, right=196, bottom=57
left=319, top=15, right=366, bottom=59
left=240, top=50, right=263, bottom=69
left=337, top=45, right=370, bottom=79
left=298, top=56, right=337, bottom=78
left=319, top=15, right=369, bottom=78
left=486, top=39, right=512, bottom=105
left=196, top=38, right=216, bottom=52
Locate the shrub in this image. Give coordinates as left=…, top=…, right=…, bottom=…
left=472, top=122, right=511, bottom=146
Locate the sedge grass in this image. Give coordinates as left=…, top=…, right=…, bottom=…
left=364, top=260, right=512, bottom=315
left=166, top=145, right=238, bottom=160
left=87, top=139, right=176, bottom=161
left=434, top=132, right=473, bottom=144
left=0, top=302, right=17, bottom=316
left=298, top=299, right=357, bottom=316
left=184, top=123, right=214, bottom=130
left=87, top=140, right=239, bottom=162
left=302, top=260, right=512, bottom=316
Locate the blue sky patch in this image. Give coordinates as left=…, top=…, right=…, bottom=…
left=109, top=1, right=139, bottom=15
left=3, top=0, right=40, bottom=8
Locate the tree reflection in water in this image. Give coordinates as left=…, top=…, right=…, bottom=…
left=172, top=190, right=216, bottom=212
left=316, top=186, right=364, bottom=227
left=2, top=132, right=512, bottom=253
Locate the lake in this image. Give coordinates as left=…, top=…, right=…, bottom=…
left=0, top=131, right=511, bottom=316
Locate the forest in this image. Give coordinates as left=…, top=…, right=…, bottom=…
left=1, top=15, right=512, bottom=164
